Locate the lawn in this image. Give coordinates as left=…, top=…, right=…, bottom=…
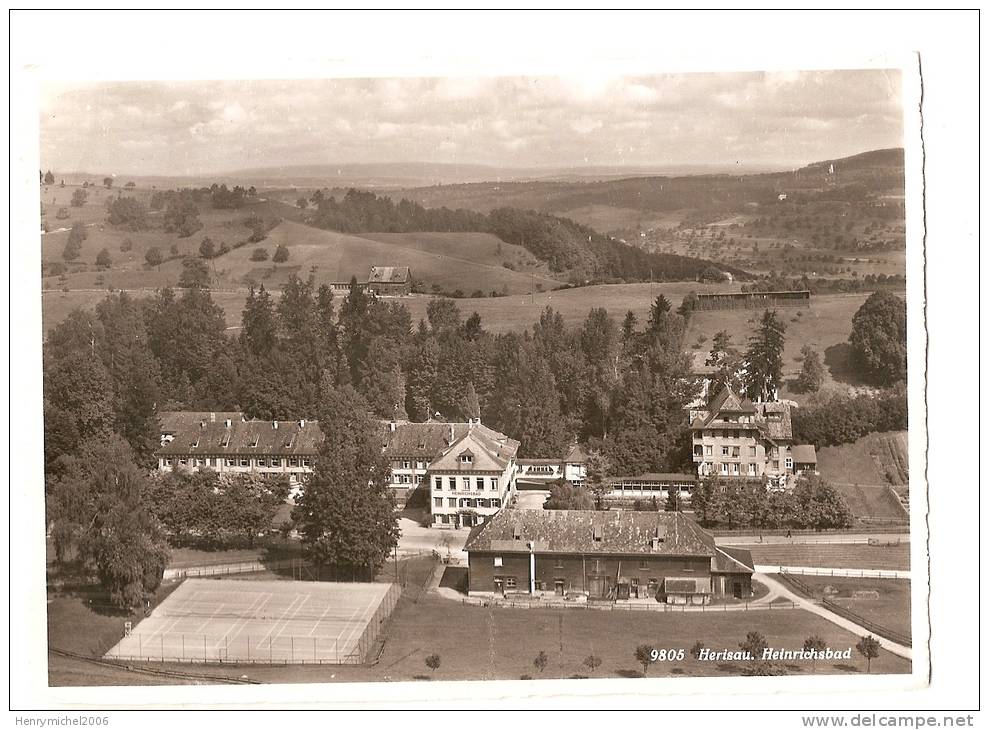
left=743, top=543, right=910, bottom=571
left=787, top=576, right=912, bottom=641
left=818, top=431, right=910, bottom=488
left=49, top=557, right=909, bottom=685
left=684, top=293, right=872, bottom=402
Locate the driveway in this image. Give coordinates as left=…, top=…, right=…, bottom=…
left=513, top=490, right=549, bottom=510
left=396, top=510, right=468, bottom=562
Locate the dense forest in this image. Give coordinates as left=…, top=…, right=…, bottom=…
left=307, top=189, right=751, bottom=283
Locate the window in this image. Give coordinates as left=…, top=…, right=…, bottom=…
left=434, top=477, right=442, bottom=490
left=638, top=561, right=649, bottom=570
left=720, top=463, right=729, bottom=475
left=447, top=498, right=456, bottom=507
left=749, top=446, right=757, bottom=457
left=460, top=453, right=473, bottom=464
left=722, top=446, right=730, bottom=456
left=240, top=458, right=249, bottom=467
left=494, top=557, right=503, bottom=567
left=302, top=459, right=311, bottom=467
left=402, top=460, right=411, bottom=469
left=554, top=557, right=565, bottom=569
left=434, top=498, right=442, bottom=507
left=748, top=463, right=757, bottom=476
left=416, top=475, right=424, bottom=484
left=505, top=577, right=517, bottom=590
left=490, top=478, right=498, bottom=490
left=416, top=461, right=426, bottom=470
left=732, top=447, right=740, bottom=457
left=491, top=499, right=501, bottom=508
left=592, top=526, right=603, bottom=543
left=463, top=477, right=472, bottom=491
left=165, top=458, right=173, bottom=466
left=257, top=459, right=267, bottom=468
left=476, top=477, right=484, bottom=490
left=178, top=458, right=187, bottom=466
left=441, top=514, right=450, bottom=524
left=774, top=461, right=780, bottom=471
left=226, top=458, right=235, bottom=466
left=785, top=457, right=793, bottom=470
left=731, top=463, right=739, bottom=475
left=289, top=458, right=299, bottom=467
left=705, top=445, right=713, bottom=456
left=448, top=477, right=456, bottom=490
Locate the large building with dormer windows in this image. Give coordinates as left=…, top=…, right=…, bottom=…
left=688, top=386, right=816, bottom=488
left=157, top=412, right=320, bottom=486
left=426, top=423, right=520, bottom=528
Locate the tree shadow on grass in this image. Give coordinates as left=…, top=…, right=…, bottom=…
left=832, top=663, right=862, bottom=673
left=616, top=668, right=643, bottom=679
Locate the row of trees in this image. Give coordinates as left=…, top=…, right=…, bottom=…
left=690, top=474, right=854, bottom=530
left=791, top=386, right=908, bottom=448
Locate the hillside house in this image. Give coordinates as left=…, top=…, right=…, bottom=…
left=688, top=385, right=817, bottom=488
left=366, top=266, right=412, bottom=296
left=465, top=510, right=753, bottom=602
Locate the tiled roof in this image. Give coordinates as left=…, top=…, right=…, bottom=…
left=713, top=546, right=755, bottom=574
left=368, top=266, right=411, bottom=284
left=707, top=386, right=757, bottom=416
left=692, top=386, right=794, bottom=442
left=158, top=417, right=323, bottom=457
left=758, top=403, right=793, bottom=441
left=465, top=510, right=716, bottom=557
left=159, top=411, right=244, bottom=434
left=381, top=421, right=467, bottom=457
left=564, top=442, right=588, bottom=464
left=429, top=427, right=519, bottom=473
left=792, top=444, right=817, bottom=464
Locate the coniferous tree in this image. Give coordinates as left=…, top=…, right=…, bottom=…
left=293, top=385, right=399, bottom=579
left=240, top=285, right=278, bottom=358
left=743, top=310, right=786, bottom=402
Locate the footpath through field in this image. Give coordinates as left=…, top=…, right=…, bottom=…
left=751, top=573, right=912, bottom=661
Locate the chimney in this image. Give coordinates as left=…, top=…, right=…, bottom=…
left=299, top=419, right=306, bottom=429
left=210, top=412, right=216, bottom=422
left=449, top=423, right=455, bottom=443
left=224, top=418, right=231, bottom=428
left=389, top=421, right=397, bottom=432
left=273, top=421, right=279, bottom=430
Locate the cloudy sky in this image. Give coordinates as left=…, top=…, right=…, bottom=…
left=40, top=69, right=903, bottom=176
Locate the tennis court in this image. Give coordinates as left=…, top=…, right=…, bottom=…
left=104, top=578, right=400, bottom=665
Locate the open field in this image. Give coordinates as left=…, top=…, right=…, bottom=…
left=105, top=579, right=398, bottom=664
left=559, top=205, right=687, bottom=235
left=43, top=281, right=741, bottom=335
left=742, top=543, right=910, bottom=572
left=222, top=221, right=562, bottom=294
left=789, top=576, right=912, bottom=641
left=818, top=431, right=910, bottom=488
left=684, top=292, right=872, bottom=400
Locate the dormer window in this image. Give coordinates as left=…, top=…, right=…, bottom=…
left=459, top=450, right=474, bottom=465
left=250, top=434, right=259, bottom=448
left=513, top=525, right=523, bottom=541
left=592, top=525, right=603, bottom=543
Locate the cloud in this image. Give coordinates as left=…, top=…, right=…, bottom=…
left=39, top=70, right=904, bottom=174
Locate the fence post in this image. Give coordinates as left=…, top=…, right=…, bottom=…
left=182, top=634, right=185, bottom=661
left=291, top=636, right=295, bottom=662
left=247, top=635, right=250, bottom=662
left=336, top=637, right=339, bottom=663
left=313, top=637, right=317, bottom=663
left=161, top=634, right=164, bottom=662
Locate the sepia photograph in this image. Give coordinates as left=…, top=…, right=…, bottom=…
left=8, top=9, right=980, bottom=719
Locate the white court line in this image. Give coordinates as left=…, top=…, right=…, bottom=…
left=308, top=594, right=358, bottom=637
left=215, top=591, right=271, bottom=648
left=271, top=594, right=311, bottom=644
left=337, top=591, right=382, bottom=656
left=192, top=597, right=229, bottom=634
left=143, top=589, right=200, bottom=643
left=254, top=594, right=303, bottom=650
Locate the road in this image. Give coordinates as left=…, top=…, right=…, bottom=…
left=752, top=573, right=912, bottom=660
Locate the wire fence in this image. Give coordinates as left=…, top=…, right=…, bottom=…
left=108, top=583, right=401, bottom=665
left=460, top=596, right=798, bottom=613
left=777, top=566, right=908, bottom=579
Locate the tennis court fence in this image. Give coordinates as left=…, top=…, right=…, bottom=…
left=109, top=582, right=401, bottom=665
